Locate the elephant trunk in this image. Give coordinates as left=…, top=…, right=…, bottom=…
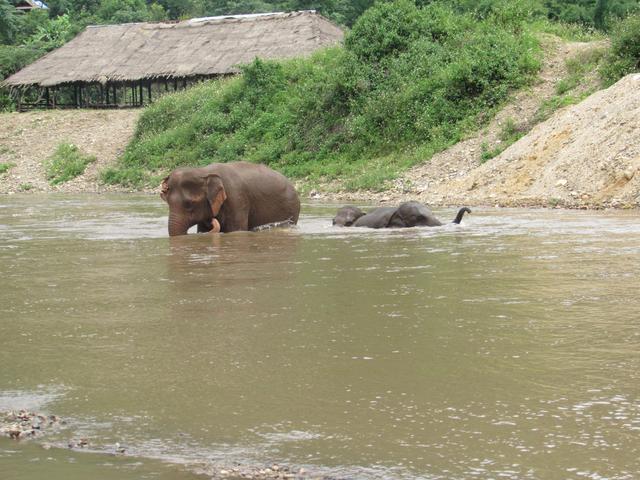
left=168, top=212, right=192, bottom=236
left=452, top=207, right=472, bottom=224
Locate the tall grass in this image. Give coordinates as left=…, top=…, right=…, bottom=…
left=103, top=0, right=541, bottom=191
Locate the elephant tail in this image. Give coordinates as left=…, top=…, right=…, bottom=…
left=452, top=207, right=471, bottom=224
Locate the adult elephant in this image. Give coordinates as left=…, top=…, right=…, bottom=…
left=387, top=201, right=471, bottom=228
left=160, top=162, right=300, bottom=236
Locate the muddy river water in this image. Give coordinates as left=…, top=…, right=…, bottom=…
left=1, top=194, right=639, bottom=480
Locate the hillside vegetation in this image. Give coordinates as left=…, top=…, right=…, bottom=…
left=103, top=1, right=541, bottom=190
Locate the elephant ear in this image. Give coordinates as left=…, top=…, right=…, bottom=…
left=387, top=210, right=405, bottom=228
left=160, top=175, right=170, bottom=202
left=205, top=174, right=227, bottom=217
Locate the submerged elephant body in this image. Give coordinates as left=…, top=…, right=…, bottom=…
left=388, top=201, right=471, bottom=227
left=161, top=162, right=300, bottom=236
left=353, top=207, right=398, bottom=229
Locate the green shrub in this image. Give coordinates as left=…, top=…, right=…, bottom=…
left=480, top=117, right=525, bottom=162
left=529, top=18, right=606, bottom=41
left=0, top=161, right=15, bottom=174
left=601, top=14, right=640, bottom=84
left=44, top=143, right=96, bottom=185
left=105, top=1, right=541, bottom=190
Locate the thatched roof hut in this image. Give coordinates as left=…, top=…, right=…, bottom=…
left=4, top=11, right=343, bottom=109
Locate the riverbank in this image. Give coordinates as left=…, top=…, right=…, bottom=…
left=1, top=38, right=639, bottom=209
left=0, top=109, right=142, bottom=194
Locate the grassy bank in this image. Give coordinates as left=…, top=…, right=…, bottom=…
left=103, top=0, right=541, bottom=191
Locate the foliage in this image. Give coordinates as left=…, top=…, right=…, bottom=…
left=601, top=14, right=640, bottom=84
left=0, top=162, right=16, bottom=174
left=44, top=143, right=96, bottom=185
left=529, top=18, right=606, bottom=41
left=542, top=0, right=638, bottom=30
left=0, top=0, right=19, bottom=44
left=104, top=1, right=541, bottom=189
left=480, top=118, right=525, bottom=162
left=0, top=44, right=45, bottom=110
left=24, top=14, right=75, bottom=50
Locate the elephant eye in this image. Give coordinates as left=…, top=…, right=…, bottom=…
left=183, top=199, right=194, bottom=210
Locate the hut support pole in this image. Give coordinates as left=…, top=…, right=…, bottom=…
left=45, top=87, right=50, bottom=108
left=147, top=82, right=151, bottom=103
left=113, top=85, right=117, bottom=106
left=174, top=79, right=177, bottom=91
left=139, top=82, right=143, bottom=106
left=105, top=84, right=110, bottom=106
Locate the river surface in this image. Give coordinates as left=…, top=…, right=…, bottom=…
left=1, top=194, right=639, bottom=480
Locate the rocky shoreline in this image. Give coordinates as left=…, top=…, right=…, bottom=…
left=1, top=409, right=339, bottom=480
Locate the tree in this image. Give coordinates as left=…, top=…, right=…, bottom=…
left=96, top=0, right=151, bottom=22
left=0, top=0, right=19, bottom=43
left=594, top=0, right=608, bottom=29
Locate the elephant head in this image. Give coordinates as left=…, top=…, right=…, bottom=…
left=160, top=168, right=227, bottom=236
left=387, top=201, right=472, bottom=228
left=333, top=206, right=366, bottom=226
left=387, top=201, right=442, bottom=228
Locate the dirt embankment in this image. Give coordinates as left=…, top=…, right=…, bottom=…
left=0, top=109, right=140, bottom=194
left=330, top=37, right=640, bottom=209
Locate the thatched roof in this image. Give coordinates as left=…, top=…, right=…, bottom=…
left=4, top=11, right=343, bottom=88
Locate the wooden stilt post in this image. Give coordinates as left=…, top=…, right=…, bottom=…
left=139, top=82, right=143, bottom=106
left=105, top=83, right=110, bottom=105
left=45, top=87, right=50, bottom=108
left=147, top=81, right=152, bottom=103
left=113, top=84, right=117, bottom=106
left=174, top=78, right=178, bottom=91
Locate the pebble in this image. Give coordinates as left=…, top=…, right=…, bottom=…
left=1, top=410, right=63, bottom=440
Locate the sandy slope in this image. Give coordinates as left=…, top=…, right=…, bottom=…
left=426, top=73, right=640, bottom=208
left=0, top=109, right=140, bottom=194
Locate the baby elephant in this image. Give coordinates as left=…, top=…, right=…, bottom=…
left=387, top=201, right=471, bottom=228
left=333, top=206, right=366, bottom=226
left=333, top=201, right=471, bottom=228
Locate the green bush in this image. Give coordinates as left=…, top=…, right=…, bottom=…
left=44, top=143, right=96, bottom=185
left=0, top=162, right=15, bottom=174
left=601, top=14, right=640, bottom=84
left=105, top=1, right=541, bottom=190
